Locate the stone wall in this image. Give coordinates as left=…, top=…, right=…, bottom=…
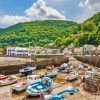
left=35, top=57, right=69, bottom=69
left=0, top=57, right=69, bottom=75
left=74, top=56, right=100, bottom=67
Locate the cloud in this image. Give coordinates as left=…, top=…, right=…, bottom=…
left=74, top=10, right=94, bottom=23
left=0, top=0, right=66, bottom=28
left=0, top=15, right=31, bottom=27
left=76, top=0, right=100, bottom=23
left=25, top=0, right=66, bottom=20
left=79, top=0, right=100, bottom=11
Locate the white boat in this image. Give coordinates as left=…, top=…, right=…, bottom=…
left=66, top=72, right=78, bottom=82
left=0, top=75, right=19, bottom=86
left=78, top=63, right=84, bottom=69
left=19, top=66, right=36, bottom=76
left=27, top=75, right=41, bottom=85
left=12, top=81, right=27, bottom=92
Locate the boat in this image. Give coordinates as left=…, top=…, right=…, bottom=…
left=66, top=72, right=78, bottom=82
left=46, top=65, right=54, bottom=70
left=61, top=65, right=73, bottom=73
left=78, top=63, right=84, bottom=69
left=27, top=75, right=41, bottom=85
left=19, top=66, right=36, bottom=76
left=57, top=66, right=66, bottom=71
left=46, top=72, right=58, bottom=79
left=26, top=77, right=53, bottom=97
left=0, top=75, right=19, bottom=86
left=57, top=63, right=72, bottom=72
left=11, top=81, right=27, bottom=92
left=51, top=86, right=79, bottom=100
left=0, top=75, right=8, bottom=80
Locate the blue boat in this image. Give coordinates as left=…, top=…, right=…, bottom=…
left=19, top=66, right=36, bottom=76
left=26, top=77, right=53, bottom=97
left=57, top=67, right=66, bottom=71
left=46, top=73, right=57, bottom=79
left=51, top=86, right=79, bottom=100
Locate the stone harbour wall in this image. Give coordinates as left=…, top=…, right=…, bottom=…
left=0, top=57, right=69, bottom=75
left=74, top=56, right=100, bottom=67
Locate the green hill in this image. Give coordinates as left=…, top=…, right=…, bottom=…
left=77, top=12, right=100, bottom=46
left=0, top=20, right=80, bottom=48
left=0, top=12, right=100, bottom=48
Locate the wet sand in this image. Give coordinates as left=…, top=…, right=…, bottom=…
left=0, top=57, right=100, bottom=100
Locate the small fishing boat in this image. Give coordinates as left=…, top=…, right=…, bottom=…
left=19, top=66, right=36, bottom=76
left=78, top=63, right=84, bottom=69
left=0, top=75, right=19, bottom=86
left=51, top=86, right=79, bottom=100
left=57, top=66, right=66, bottom=71
left=57, top=63, right=71, bottom=72
left=46, top=65, right=54, bottom=70
left=27, top=75, right=41, bottom=85
left=12, top=81, right=27, bottom=92
left=0, top=75, right=8, bottom=80
left=46, top=72, right=57, bottom=79
left=26, top=77, right=53, bottom=97
left=66, top=72, right=78, bottom=82
left=61, top=65, right=73, bottom=73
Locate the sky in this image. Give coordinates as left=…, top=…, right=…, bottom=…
left=0, top=0, right=100, bottom=28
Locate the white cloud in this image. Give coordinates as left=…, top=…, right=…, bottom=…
left=76, top=0, right=100, bottom=23
left=74, top=10, right=94, bottom=23
left=25, top=0, right=66, bottom=20
left=79, top=2, right=84, bottom=8
left=0, top=15, right=31, bottom=27
left=0, top=0, right=66, bottom=28
left=79, top=0, right=100, bottom=11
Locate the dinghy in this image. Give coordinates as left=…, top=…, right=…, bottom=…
left=51, top=86, right=79, bottom=100
left=46, top=73, right=57, bottom=79
left=0, top=75, right=19, bottom=86
left=26, top=77, right=53, bottom=97
left=12, top=81, right=27, bottom=92
left=19, top=66, right=36, bottom=76
left=66, top=72, right=78, bottom=82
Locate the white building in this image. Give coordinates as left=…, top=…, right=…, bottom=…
left=6, top=47, right=30, bottom=56
left=45, top=49, right=61, bottom=54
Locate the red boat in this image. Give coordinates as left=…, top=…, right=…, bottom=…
left=0, top=75, right=8, bottom=80
left=0, top=75, right=19, bottom=86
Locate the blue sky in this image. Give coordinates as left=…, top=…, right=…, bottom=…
left=0, top=0, right=99, bottom=28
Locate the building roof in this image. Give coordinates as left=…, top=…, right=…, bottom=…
left=7, top=47, right=29, bottom=51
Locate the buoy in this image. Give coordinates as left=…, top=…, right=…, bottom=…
left=39, top=92, right=45, bottom=99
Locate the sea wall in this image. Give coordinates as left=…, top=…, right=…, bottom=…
left=0, top=57, right=69, bottom=75
left=35, top=57, right=69, bottom=69
left=74, top=56, right=100, bottom=67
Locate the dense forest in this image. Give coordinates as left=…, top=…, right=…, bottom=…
left=0, top=12, right=100, bottom=48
